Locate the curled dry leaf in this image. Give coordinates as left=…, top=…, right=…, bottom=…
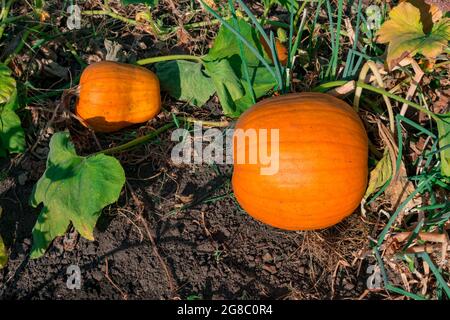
left=176, top=27, right=192, bottom=46
left=392, top=231, right=449, bottom=262
left=104, top=39, right=123, bottom=62
left=326, top=80, right=356, bottom=98
left=377, top=121, right=420, bottom=213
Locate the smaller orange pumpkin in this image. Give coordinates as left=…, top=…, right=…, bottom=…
left=76, top=61, right=161, bottom=132
left=260, top=35, right=288, bottom=66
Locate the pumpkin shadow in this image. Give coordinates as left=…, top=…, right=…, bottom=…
left=79, top=116, right=134, bottom=133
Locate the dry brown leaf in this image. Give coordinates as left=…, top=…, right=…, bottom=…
left=176, top=27, right=192, bottom=46
left=377, top=121, right=420, bottom=213
left=392, top=231, right=449, bottom=262
left=327, top=80, right=355, bottom=98
left=175, top=193, right=194, bottom=204
left=393, top=231, right=449, bottom=243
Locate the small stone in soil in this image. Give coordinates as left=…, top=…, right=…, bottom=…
left=92, top=271, right=103, bottom=281
left=196, top=242, right=215, bottom=253
left=262, top=264, right=277, bottom=274
left=262, top=252, right=273, bottom=263
left=344, top=282, right=355, bottom=290
left=18, top=173, right=28, bottom=185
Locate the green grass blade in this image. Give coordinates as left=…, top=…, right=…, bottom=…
left=385, top=284, right=427, bottom=300
left=418, top=252, right=450, bottom=298
left=268, top=30, right=284, bottom=90
left=331, top=0, right=344, bottom=79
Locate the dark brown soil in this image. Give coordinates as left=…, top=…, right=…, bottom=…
left=0, top=127, right=371, bottom=300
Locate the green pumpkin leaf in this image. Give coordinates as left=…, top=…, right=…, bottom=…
left=204, top=59, right=245, bottom=116
left=205, top=56, right=276, bottom=116
left=0, top=64, right=16, bottom=104
left=121, top=0, right=158, bottom=7
left=204, top=18, right=266, bottom=66
left=377, top=2, right=450, bottom=69
left=0, top=108, right=26, bottom=155
left=3, top=88, right=19, bottom=111
left=436, top=113, right=450, bottom=177
left=364, top=151, right=393, bottom=199
left=29, top=132, right=125, bottom=258
left=155, top=60, right=216, bottom=107
left=0, top=65, right=25, bottom=156
left=234, top=65, right=277, bottom=116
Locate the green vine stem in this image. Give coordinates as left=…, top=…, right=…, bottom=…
left=97, top=122, right=175, bottom=156
left=184, top=17, right=290, bottom=30
left=81, top=10, right=137, bottom=25
left=136, top=54, right=203, bottom=66
left=313, top=80, right=439, bottom=122
left=82, top=9, right=167, bottom=37
left=96, top=117, right=230, bottom=156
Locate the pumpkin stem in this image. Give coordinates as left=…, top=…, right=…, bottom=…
left=61, top=86, right=79, bottom=118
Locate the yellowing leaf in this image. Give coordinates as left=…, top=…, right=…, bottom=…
left=436, top=114, right=450, bottom=177
left=377, top=2, right=450, bottom=70
left=364, top=151, right=393, bottom=199
left=0, top=234, right=7, bottom=269
left=401, top=0, right=443, bottom=32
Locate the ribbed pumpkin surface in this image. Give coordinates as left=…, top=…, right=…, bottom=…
left=76, top=61, right=161, bottom=132
left=232, top=92, right=368, bottom=230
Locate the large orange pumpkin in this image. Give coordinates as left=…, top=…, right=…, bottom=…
left=76, top=61, right=161, bottom=132
left=232, top=93, right=368, bottom=230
